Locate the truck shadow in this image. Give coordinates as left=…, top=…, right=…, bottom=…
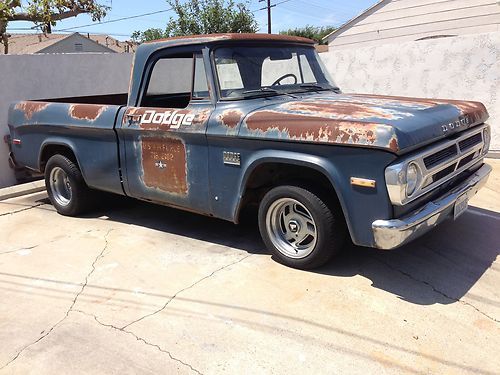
left=83, top=194, right=499, bottom=307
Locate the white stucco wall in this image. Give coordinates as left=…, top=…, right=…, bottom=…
left=0, top=53, right=133, bottom=188
left=320, top=31, right=500, bottom=152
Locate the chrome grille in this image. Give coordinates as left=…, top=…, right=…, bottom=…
left=459, top=132, right=482, bottom=152
left=423, top=145, right=457, bottom=169
left=385, top=124, right=489, bottom=206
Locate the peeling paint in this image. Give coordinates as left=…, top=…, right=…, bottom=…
left=141, top=136, right=188, bottom=195
left=282, top=100, right=411, bottom=121
left=218, top=109, right=244, bottom=128
left=14, top=102, right=50, bottom=120
left=353, top=94, right=489, bottom=124
left=69, top=104, right=109, bottom=121
left=244, top=110, right=398, bottom=151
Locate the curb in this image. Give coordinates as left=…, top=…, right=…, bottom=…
left=0, top=180, right=46, bottom=202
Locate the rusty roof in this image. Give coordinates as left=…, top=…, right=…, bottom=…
left=145, top=33, right=316, bottom=46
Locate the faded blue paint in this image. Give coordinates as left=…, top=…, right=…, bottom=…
left=6, top=34, right=491, bottom=248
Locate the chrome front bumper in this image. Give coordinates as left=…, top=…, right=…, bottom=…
left=372, top=163, right=491, bottom=249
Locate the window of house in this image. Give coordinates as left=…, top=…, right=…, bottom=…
left=74, top=43, right=83, bottom=52
left=141, top=53, right=209, bottom=108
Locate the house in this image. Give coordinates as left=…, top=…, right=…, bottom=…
left=6, top=32, right=137, bottom=54
left=324, top=0, right=500, bottom=49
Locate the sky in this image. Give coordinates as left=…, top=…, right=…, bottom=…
left=6, top=0, right=376, bottom=40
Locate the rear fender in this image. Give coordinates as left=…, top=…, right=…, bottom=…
left=39, top=139, right=85, bottom=180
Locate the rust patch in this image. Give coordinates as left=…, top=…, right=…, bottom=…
left=283, top=101, right=403, bottom=120
left=14, top=102, right=50, bottom=120
left=244, top=110, right=397, bottom=150
left=218, top=109, right=244, bottom=128
left=69, top=104, right=108, bottom=121
left=193, top=108, right=211, bottom=125
left=353, top=94, right=489, bottom=124
left=141, top=137, right=188, bottom=195
left=146, top=33, right=314, bottom=45
left=388, top=136, right=399, bottom=152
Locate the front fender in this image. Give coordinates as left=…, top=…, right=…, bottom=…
left=233, top=149, right=351, bottom=227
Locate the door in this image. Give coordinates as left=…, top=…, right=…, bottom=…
left=119, top=50, right=213, bottom=214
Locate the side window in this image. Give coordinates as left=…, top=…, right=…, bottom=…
left=142, top=53, right=209, bottom=108
left=192, top=54, right=209, bottom=100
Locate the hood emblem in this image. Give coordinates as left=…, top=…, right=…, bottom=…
left=441, top=115, right=470, bottom=133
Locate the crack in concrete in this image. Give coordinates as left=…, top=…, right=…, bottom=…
left=122, top=254, right=252, bottom=330
left=0, top=203, right=45, bottom=217
left=371, top=256, right=499, bottom=323
left=74, top=310, right=203, bottom=375
left=0, top=229, right=114, bottom=370
left=0, top=244, right=39, bottom=255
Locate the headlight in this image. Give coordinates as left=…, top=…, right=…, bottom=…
left=406, top=162, right=420, bottom=196
left=483, top=126, right=491, bottom=153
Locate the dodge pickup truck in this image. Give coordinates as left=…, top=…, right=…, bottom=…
left=7, top=33, right=492, bottom=269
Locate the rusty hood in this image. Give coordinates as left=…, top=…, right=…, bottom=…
left=239, top=93, right=489, bottom=154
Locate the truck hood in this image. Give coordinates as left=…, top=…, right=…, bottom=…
left=239, top=93, right=489, bottom=154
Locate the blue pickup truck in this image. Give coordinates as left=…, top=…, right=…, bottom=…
left=7, top=33, right=492, bottom=269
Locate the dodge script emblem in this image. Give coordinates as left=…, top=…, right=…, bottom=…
left=441, top=115, right=470, bottom=133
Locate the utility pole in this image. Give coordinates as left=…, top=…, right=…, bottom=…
left=267, top=0, right=272, bottom=34
left=259, top=0, right=275, bottom=34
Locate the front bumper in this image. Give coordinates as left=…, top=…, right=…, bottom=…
left=372, top=163, right=491, bottom=249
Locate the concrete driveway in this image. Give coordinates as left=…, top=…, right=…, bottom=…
left=0, top=160, right=499, bottom=375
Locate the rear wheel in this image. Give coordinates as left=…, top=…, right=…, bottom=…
left=45, top=154, right=93, bottom=216
left=258, top=185, right=346, bottom=269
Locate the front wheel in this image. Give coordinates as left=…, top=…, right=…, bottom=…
left=258, top=185, right=346, bottom=269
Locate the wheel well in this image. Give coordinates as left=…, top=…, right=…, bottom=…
left=39, top=144, right=77, bottom=172
left=238, top=162, right=342, bottom=221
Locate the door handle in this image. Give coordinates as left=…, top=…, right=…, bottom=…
left=125, top=113, right=142, bottom=126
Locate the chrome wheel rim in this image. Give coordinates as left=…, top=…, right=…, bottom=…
left=265, top=198, right=317, bottom=259
left=49, top=167, right=72, bottom=207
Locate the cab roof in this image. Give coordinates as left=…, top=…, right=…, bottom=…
left=144, top=33, right=316, bottom=47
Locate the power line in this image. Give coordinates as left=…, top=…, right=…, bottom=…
left=253, top=0, right=293, bottom=12
left=253, top=0, right=293, bottom=33
left=56, top=8, right=173, bottom=32
left=6, top=28, right=132, bottom=37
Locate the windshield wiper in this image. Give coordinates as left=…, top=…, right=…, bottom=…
left=297, top=84, right=341, bottom=93
left=242, top=87, right=279, bottom=96
left=299, top=84, right=329, bottom=91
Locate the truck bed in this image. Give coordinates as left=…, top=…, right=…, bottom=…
left=8, top=97, right=126, bottom=195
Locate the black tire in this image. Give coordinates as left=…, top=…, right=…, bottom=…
left=258, top=185, right=346, bottom=269
left=45, top=154, right=93, bottom=216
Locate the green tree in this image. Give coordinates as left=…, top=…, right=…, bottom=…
left=132, top=0, right=257, bottom=43
left=0, top=0, right=109, bottom=54
left=280, top=25, right=336, bottom=45
left=131, top=28, right=166, bottom=44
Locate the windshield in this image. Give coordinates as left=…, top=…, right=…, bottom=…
left=214, top=45, right=338, bottom=100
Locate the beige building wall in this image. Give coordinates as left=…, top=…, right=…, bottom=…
left=320, top=31, right=500, bottom=152
left=327, top=0, right=500, bottom=49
